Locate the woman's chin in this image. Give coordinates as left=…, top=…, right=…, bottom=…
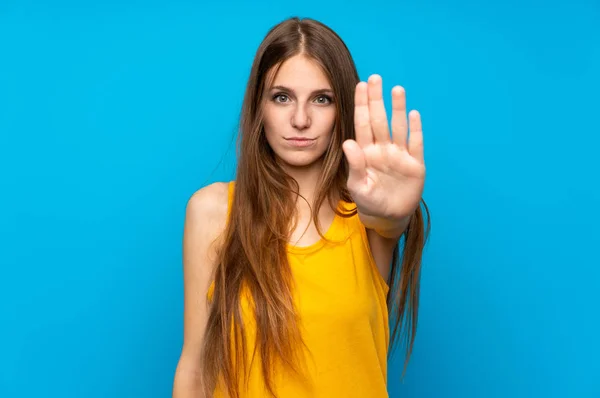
left=276, top=153, right=324, bottom=170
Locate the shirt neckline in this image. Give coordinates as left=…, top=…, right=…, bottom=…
left=286, top=200, right=349, bottom=255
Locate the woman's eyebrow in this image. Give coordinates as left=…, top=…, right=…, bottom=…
left=269, top=85, right=334, bottom=95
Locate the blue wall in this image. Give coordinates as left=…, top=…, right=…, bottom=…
left=1, top=1, right=598, bottom=397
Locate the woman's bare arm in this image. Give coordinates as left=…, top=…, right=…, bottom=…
left=172, top=182, right=229, bottom=398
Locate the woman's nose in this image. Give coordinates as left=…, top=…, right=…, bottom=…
left=291, top=106, right=311, bottom=129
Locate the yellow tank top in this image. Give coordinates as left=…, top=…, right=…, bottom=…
left=208, top=181, right=390, bottom=397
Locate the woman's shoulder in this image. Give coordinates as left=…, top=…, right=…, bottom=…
left=186, top=181, right=232, bottom=235
left=188, top=180, right=231, bottom=202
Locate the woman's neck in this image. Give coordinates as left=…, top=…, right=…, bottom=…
left=282, top=161, right=323, bottom=203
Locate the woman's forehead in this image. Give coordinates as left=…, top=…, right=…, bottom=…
left=267, top=55, right=331, bottom=91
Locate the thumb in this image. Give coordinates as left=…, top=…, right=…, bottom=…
left=342, top=139, right=367, bottom=186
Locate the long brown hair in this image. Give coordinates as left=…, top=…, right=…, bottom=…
left=201, top=17, right=431, bottom=397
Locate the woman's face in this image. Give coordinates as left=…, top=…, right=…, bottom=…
left=262, top=54, right=336, bottom=169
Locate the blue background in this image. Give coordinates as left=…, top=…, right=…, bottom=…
left=1, top=1, right=599, bottom=397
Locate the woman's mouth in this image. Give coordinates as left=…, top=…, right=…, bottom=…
left=284, top=137, right=316, bottom=148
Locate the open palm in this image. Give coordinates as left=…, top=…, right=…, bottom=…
left=342, top=74, right=426, bottom=224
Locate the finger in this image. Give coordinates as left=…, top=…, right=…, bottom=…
left=391, top=86, right=408, bottom=149
left=367, top=74, right=390, bottom=144
left=342, top=139, right=368, bottom=186
left=408, top=110, right=424, bottom=163
left=354, top=81, right=373, bottom=148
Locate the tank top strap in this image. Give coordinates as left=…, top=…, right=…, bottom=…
left=336, top=200, right=391, bottom=295
left=335, top=200, right=360, bottom=233
left=227, top=180, right=235, bottom=218
left=207, top=181, right=235, bottom=302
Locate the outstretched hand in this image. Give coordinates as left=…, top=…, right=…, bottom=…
left=342, top=74, right=425, bottom=228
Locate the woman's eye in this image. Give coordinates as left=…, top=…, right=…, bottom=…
left=273, top=94, right=289, bottom=103
left=315, top=95, right=332, bottom=104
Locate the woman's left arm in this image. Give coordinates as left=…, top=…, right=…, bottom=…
left=343, top=74, right=426, bottom=242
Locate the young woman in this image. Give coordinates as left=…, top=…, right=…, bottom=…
left=173, top=16, right=430, bottom=398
